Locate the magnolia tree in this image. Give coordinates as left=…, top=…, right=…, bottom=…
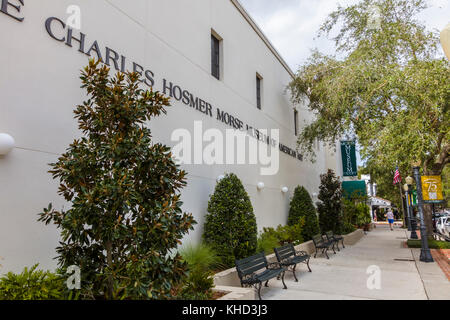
left=39, top=60, right=196, bottom=299
left=289, top=0, right=449, bottom=235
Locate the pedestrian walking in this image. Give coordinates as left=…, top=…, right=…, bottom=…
left=387, top=208, right=395, bottom=230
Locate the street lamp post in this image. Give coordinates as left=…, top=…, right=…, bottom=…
left=406, top=177, right=418, bottom=239
left=403, top=183, right=411, bottom=231
left=412, top=166, right=434, bottom=262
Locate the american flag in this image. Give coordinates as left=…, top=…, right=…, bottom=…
left=393, top=166, right=401, bottom=184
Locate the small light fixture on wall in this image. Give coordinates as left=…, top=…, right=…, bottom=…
left=0, top=133, right=15, bottom=155
left=281, top=186, right=288, bottom=193
left=441, top=22, right=450, bottom=61
left=216, top=175, right=225, bottom=182
left=257, top=182, right=265, bottom=191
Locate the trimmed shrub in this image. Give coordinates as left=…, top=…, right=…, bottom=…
left=288, top=186, right=320, bottom=241
left=203, top=173, right=257, bottom=267
left=355, top=203, right=372, bottom=227
left=317, top=169, right=343, bottom=234
left=407, top=239, right=450, bottom=249
left=258, top=218, right=306, bottom=251
left=0, top=264, right=66, bottom=300
left=257, top=232, right=280, bottom=255
left=342, top=196, right=371, bottom=231
left=342, top=198, right=357, bottom=234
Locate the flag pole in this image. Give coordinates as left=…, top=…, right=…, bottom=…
left=394, top=164, right=406, bottom=228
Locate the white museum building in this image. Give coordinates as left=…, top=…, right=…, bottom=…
left=0, top=0, right=341, bottom=274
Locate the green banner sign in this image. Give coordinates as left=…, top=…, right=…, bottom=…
left=341, top=141, right=357, bottom=177
left=410, top=190, right=417, bottom=206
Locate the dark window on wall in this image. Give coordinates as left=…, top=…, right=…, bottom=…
left=211, top=34, right=220, bottom=79
left=294, top=109, right=298, bottom=136
left=256, top=75, right=262, bottom=109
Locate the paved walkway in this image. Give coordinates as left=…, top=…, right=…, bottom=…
left=262, top=224, right=450, bottom=300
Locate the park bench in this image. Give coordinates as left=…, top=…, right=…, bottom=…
left=274, top=243, right=311, bottom=282
left=235, top=252, right=287, bottom=300
left=325, top=230, right=345, bottom=251
left=312, top=234, right=335, bottom=259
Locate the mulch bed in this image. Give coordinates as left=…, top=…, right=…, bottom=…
left=212, top=291, right=228, bottom=300
left=403, top=240, right=450, bottom=281
left=431, top=249, right=450, bottom=281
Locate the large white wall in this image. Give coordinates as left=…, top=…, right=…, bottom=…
left=0, top=0, right=337, bottom=273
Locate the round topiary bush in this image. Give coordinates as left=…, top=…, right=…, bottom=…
left=288, top=186, right=320, bottom=241
left=203, top=173, right=257, bottom=267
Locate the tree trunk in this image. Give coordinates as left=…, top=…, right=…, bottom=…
left=105, top=241, right=114, bottom=299
left=422, top=161, right=447, bottom=240
left=423, top=204, right=434, bottom=238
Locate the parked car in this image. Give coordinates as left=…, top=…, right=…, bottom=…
left=436, top=216, right=450, bottom=239
left=432, top=212, right=448, bottom=232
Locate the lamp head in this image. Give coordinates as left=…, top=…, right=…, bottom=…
left=0, top=133, right=15, bottom=155
left=405, top=176, right=414, bottom=185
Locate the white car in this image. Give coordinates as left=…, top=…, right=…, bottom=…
left=436, top=216, right=450, bottom=239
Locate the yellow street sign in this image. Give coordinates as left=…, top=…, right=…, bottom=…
left=421, top=176, right=443, bottom=202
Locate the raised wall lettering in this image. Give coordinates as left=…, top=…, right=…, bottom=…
left=144, top=70, right=155, bottom=87
left=40, top=13, right=301, bottom=161
left=172, top=85, right=182, bottom=101
left=105, top=47, right=120, bottom=70
left=1, top=0, right=24, bottom=22
left=66, top=28, right=86, bottom=53
left=120, top=55, right=126, bottom=72
left=163, top=79, right=173, bottom=97
left=45, top=17, right=66, bottom=42
left=86, top=40, right=103, bottom=61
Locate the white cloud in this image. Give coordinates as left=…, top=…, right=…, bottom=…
left=239, top=0, right=450, bottom=70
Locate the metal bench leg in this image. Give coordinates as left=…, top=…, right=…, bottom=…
left=331, top=244, right=336, bottom=254
left=292, top=264, right=298, bottom=282
left=314, top=248, right=318, bottom=258
left=265, top=280, right=269, bottom=287
left=335, top=241, right=340, bottom=251
left=341, top=239, right=345, bottom=248
left=257, top=282, right=262, bottom=300
left=324, top=248, right=329, bottom=259
left=281, top=271, right=287, bottom=289
left=306, top=258, right=312, bottom=272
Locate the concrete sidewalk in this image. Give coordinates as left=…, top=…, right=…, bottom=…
left=262, top=224, right=450, bottom=300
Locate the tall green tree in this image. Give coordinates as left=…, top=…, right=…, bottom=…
left=203, top=173, right=257, bottom=267
left=38, top=60, right=196, bottom=300
left=288, top=186, right=320, bottom=240
left=317, top=170, right=343, bottom=234
left=289, top=0, right=449, bottom=236
left=359, top=162, right=403, bottom=213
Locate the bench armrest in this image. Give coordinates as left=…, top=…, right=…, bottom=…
left=295, top=250, right=309, bottom=257
left=240, top=272, right=258, bottom=284
left=267, top=262, right=283, bottom=270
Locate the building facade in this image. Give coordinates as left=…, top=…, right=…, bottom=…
left=0, top=0, right=340, bottom=273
